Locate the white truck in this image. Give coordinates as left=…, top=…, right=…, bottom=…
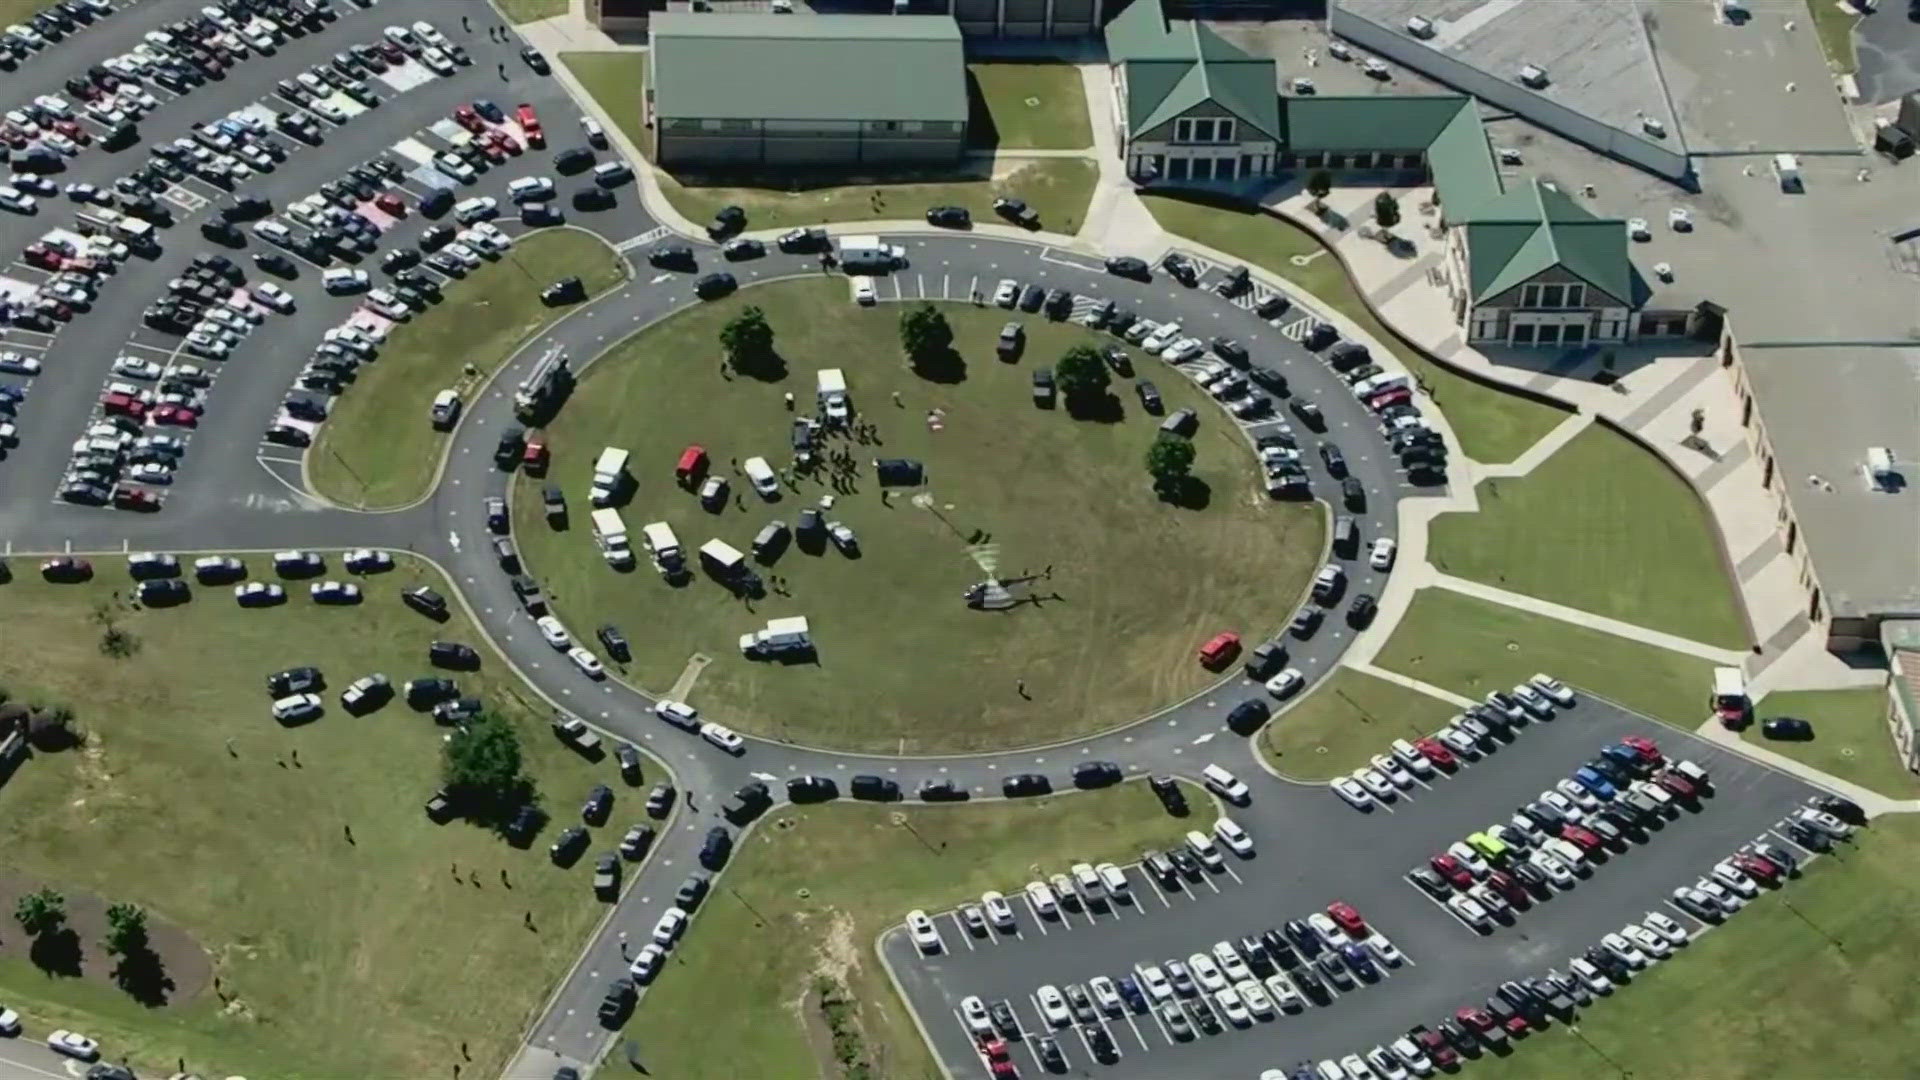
left=837, top=235, right=904, bottom=272
left=641, top=521, right=683, bottom=574
left=740, top=615, right=811, bottom=657
left=590, top=507, right=634, bottom=568
left=817, top=368, right=850, bottom=425
left=591, top=446, right=630, bottom=508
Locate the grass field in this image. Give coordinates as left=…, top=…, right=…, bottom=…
left=498, top=0, right=567, bottom=23
left=512, top=277, right=1320, bottom=753
left=1259, top=666, right=1461, bottom=780
left=0, top=554, right=634, bottom=1080
left=1470, top=815, right=1920, bottom=1080
left=1429, top=425, right=1749, bottom=649
left=1747, top=687, right=1916, bottom=797
left=308, top=228, right=628, bottom=509
left=560, top=51, right=1100, bottom=234
left=625, top=781, right=1204, bottom=1079
left=966, top=62, right=1093, bottom=150
left=1141, top=194, right=1565, bottom=466
left=1806, top=0, right=1860, bottom=73
left=1375, top=588, right=1715, bottom=725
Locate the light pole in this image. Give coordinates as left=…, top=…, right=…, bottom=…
left=1567, top=1024, right=1631, bottom=1079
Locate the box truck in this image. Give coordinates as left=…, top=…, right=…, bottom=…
left=590, top=507, right=634, bottom=568
left=641, top=521, right=683, bottom=574
left=836, top=235, right=904, bottom=271
left=740, top=615, right=811, bottom=657
left=816, top=369, right=849, bottom=424
left=591, top=446, right=630, bottom=507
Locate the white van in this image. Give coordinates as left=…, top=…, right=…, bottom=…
left=1353, top=372, right=1409, bottom=398
left=699, top=538, right=747, bottom=576
left=641, top=521, right=682, bottom=571
left=507, top=175, right=554, bottom=203
left=251, top=219, right=292, bottom=244
left=742, top=456, right=778, bottom=498
left=1201, top=763, right=1250, bottom=804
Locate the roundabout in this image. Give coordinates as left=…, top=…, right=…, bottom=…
left=507, top=275, right=1322, bottom=753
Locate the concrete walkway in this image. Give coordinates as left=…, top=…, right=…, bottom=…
left=1345, top=660, right=1478, bottom=709
left=1428, top=573, right=1751, bottom=665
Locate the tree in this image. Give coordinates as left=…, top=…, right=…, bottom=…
left=104, top=903, right=149, bottom=959
left=15, top=888, right=64, bottom=938
left=718, top=306, right=777, bottom=377
left=1145, top=434, right=1196, bottom=494
left=442, top=711, right=529, bottom=820
left=1055, top=345, right=1111, bottom=407
left=898, top=304, right=952, bottom=362
left=1306, top=169, right=1333, bottom=212
left=1373, top=191, right=1401, bottom=235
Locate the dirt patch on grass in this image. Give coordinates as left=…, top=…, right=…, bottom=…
left=0, top=873, right=213, bottom=1006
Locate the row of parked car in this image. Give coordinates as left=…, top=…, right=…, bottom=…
left=1330, top=675, right=1578, bottom=811
left=1409, top=735, right=1712, bottom=932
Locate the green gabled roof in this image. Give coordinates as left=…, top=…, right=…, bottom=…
left=1281, top=95, right=1473, bottom=153
left=1465, top=180, right=1633, bottom=305
left=1105, top=0, right=1281, bottom=142
left=1425, top=100, right=1505, bottom=222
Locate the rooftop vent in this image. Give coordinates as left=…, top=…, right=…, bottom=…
left=1518, top=64, right=1548, bottom=89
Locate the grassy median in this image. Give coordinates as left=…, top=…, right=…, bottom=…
left=308, top=228, right=628, bottom=509
left=1429, top=425, right=1750, bottom=649
left=966, top=62, right=1093, bottom=150
left=1259, top=666, right=1461, bottom=780
left=626, top=780, right=1203, bottom=1079
left=0, top=554, right=633, bottom=1080
left=1747, top=687, right=1917, bottom=797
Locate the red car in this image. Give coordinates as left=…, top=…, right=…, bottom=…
left=24, top=243, right=64, bottom=270
left=52, top=118, right=89, bottom=144
left=150, top=403, right=199, bottom=427
left=453, top=105, right=486, bottom=134
left=1559, top=824, right=1602, bottom=852
left=472, top=136, right=506, bottom=163
left=522, top=435, right=549, bottom=473
left=379, top=40, right=406, bottom=62
left=1732, top=852, right=1780, bottom=883
left=1368, top=386, right=1411, bottom=412
left=1414, top=737, right=1456, bottom=770
left=1326, top=901, right=1367, bottom=937
left=114, top=487, right=162, bottom=512
left=374, top=192, right=407, bottom=216
left=1621, top=735, right=1663, bottom=765
left=1486, top=869, right=1528, bottom=907
left=515, top=102, right=543, bottom=145
left=1198, top=632, right=1241, bottom=669
left=102, top=391, right=145, bottom=418
left=1456, top=1006, right=1510, bottom=1038
left=486, top=128, right=521, bottom=155
left=1655, top=770, right=1696, bottom=800
left=1429, top=854, right=1471, bottom=890
left=2, top=124, right=29, bottom=149
left=979, top=1036, right=1017, bottom=1078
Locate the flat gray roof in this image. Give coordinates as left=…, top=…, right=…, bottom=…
left=1647, top=0, right=1856, bottom=154
left=1337, top=0, right=1679, bottom=153
left=1740, top=345, right=1920, bottom=621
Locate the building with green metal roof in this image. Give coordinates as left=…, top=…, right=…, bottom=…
left=1103, top=0, right=1282, bottom=182
left=647, top=13, right=968, bottom=170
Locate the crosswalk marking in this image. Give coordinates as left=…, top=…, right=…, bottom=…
left=616, top=227, right=670, bottom=253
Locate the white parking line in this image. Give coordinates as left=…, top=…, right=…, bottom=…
left=1020, top=896, right=1049, bottom=935
left=1118, top=1009, right=1150, bottom=1051
left=1143, top=875, right=1172, bottom=909
left=946, top=912, right=975, bottom=951
left=1219, top=863, right=1245, bottom=885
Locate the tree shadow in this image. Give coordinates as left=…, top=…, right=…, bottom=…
left=910, top=347, right=967, bottom=384
left=1064, top=391, right=1123, bottom=423
left=114, top=948, right=175, bottom=1006
left=732, top=350, right=788, bottom=383
left=29, top=929, right=82, bottom=977
left=1157, top=476, right=1212, bottom=510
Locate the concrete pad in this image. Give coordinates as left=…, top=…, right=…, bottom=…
left=378, top=60, right=437, bottom=93
left=356, top=202, right=399, bottom=231
left=667, top=654, right=712, bottom=701
left=391, top=137, right=437, bottom=166
left=426, top=118, right=465, bottom=143
left=323, top=92, right=367, bottom=119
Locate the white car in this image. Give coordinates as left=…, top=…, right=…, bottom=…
left=1369, top=537, right=1397, bottom=570
left=960, top=995, right=992, bottom=1034
left=1711, top=860, right=1759, bottom=897
left=699, top=722, right=745, bottom=755
left=1696, top=878, right=1743, bottom=912
left=1446, top=894, right=1490, bottom=930
left=1024, top=880, right=1059, bottom=918
left=1529, top=850, right=1575, bottom=888
left=1621, top=923, right=1671, bottom=959
left=1185, top=829, right=1224, bottom=870
left=0, top=186, right=36, bottom=213
left=1264, top=972, right=1304, bottom=1012
left=1539, top=790, right=1586, bottom=823
left=113, top=356, right=163, bottom=379
left=46, top=1030, right=99, bottom=1061
left=310, top=580, right=361, bottom=603
left=271, top=693, right=322, bottom=722
left=992, top=278, right=1017, bottom=306
left=1214, top=984, right=1252, bottom=1027
left=1048, top=871, right=1074, bottom=905
left=1072, top=862, right=1102, bottom=897
left=567, top=646, right=605, bottom=678
left=1214, top=816, right=1254, bottom=856
left=1556, top=778, right=1600, bottom=811
left=1307, top=912, right=1343, bottom=945
left=1188, top=952, right=1227, bottom=992
left=852, top=276, right=876, bottom=305
left=1529, top=673, right=1576, bottom=706
left=127, top=462, right=174, bottom=485
left=446, top=242, right=482, bottom=268
left=1088, top=976, right=1123, bottom=1015
left=1601, top=932, right=1649, bottom=968
left=1511, top=684, right=1554, bottom=716
left=1354, top=767, right=1395, bottom=801
left=1332, top=777, right=1373, bottom=810
left=344, top=549, right=393, bottom=573
left=1367, top=932, right=1405, bottom=967
left=1793, top=807, right=1850, bottom=837
left=1468, top=883, right=1509, bottom=918
left=654, top=699, right=699, bottom=729
left=1237, top=978, right=1275, bottom=1019
left=0, top=1005, right=19, bottom=1035
left=0, top=351, right=41, bottom=375
left=535, top=615, right=571, bottom=648
left=1036, top=984, right=1071, bottom=1026
left=981, top=891, right=1015, bottom=929
left=1369, top=754, right=1414, bottom=789
left=905, top=909, right=941, bottom=952
left=1569, top=957, right=1613, bottom=994
left=1437, top=726, right=1479, bottom=759
left=651, top=907, right=687, bottom=946
left=1265, top=667, right=1304, bottom=698
left=323, top=267, right=371, bottom=294
left=582, top=116, right=607, bottom=145
left=1141, top=322, right=1182, bottom=352
left=1391, top=739, right=1435, bottom=777
left=454, top=195, right=499, bottom=223
left=252, top=282, right=295, bottom=311
left=1642, top=911, right=1689, bottom=946
left=1389, top=1036, right=1432, bottom=1076
left=1163, top=337, right=1204, bottom=362
left=1631, top=780, right=1675, bottom=810
left=1445, top=841, right=1490, bottom=878
left=1137, top=963, right=1174, bottom=1003
left=1213, top=940, right=1253, bottom=982
left=1096, top=863, right=1128, bottom=899
left=628, top=943, right=664, bottom=983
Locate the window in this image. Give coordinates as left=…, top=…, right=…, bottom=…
left=1565, top=284, right=1585, bottom=308
left=1521, top=284, right=1540, bottom=308
left=1512, top=323, right=1536, bottom=344
left=1175, top=118, right=1193, bottom=143
left=1217, top=119, right=1235, bottom=143
left=700, top=119, right=722, bottom=131
left=1562, top=323, right=1586, bottom=344
left=1538, top=284, right=1564, bottom=308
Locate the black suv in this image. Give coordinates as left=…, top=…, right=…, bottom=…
left=428, top=641, right=480, bottom=670
left=1002, top=773, right=1051, bottom=797
left=706, top=205, right=746, bottom=238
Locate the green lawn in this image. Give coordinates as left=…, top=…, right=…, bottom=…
left=1806, top=0, right=1860, bottom=73
left=1375, top=588, right=1715, bottom=725
left=966, top=62, right=1093, bottom=150
left=497, top=0, right=567, bottom=23
left=1747, top=687, right=1916, bottom=797
left=561, top=50, right=1100, bottom=234
left=0, top=554, right=636, bottom=1080
left=1259, top=667, right=1461, bottom=780
left=1470, top=815, right=1920, bottom=1080
left=308, top=228, right=628, bottom=509
left=627, top=780, right=1204, bottom=1079
left=1429, top=426, right=1750, bottom=649
left=1141, top=194, right=1565, bottom=466
left=512, top=277, right=1320, bottom=753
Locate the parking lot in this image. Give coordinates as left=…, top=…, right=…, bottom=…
left=884, top=692, right=1832, bottom=1078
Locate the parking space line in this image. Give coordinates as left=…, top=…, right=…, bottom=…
left=1197, top=873, right=1221, bottom=894
left=946, top=912, right=975, bottom=951
left=1143, top=875, right=1172, bottom=909
left=1143, top=1002, right=1175, bottom=1045
left=1020, top=896, right=1048, bottom=935
left=1220, top=863, right=1244, bottom=885
left=1120, top=1010, right=1151, bottom=1051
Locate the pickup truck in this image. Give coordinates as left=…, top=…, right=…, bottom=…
left=1407, top=1024, right=1457, bottom=1069
left=552, top=712, right=601, bottom=752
